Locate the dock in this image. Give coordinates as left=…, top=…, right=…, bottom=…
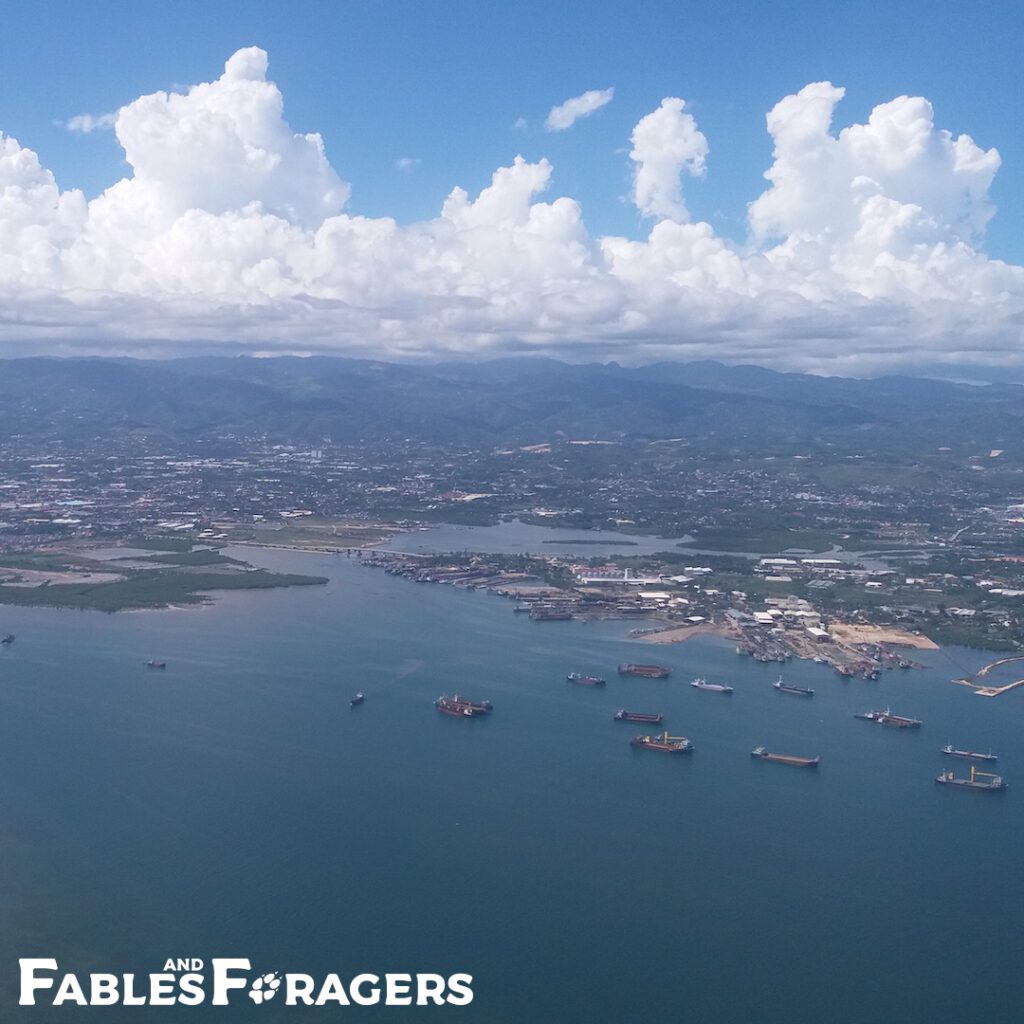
left=953, top=673, right=1024, bottom=698
left=974, top=655, right=1024, bottom=679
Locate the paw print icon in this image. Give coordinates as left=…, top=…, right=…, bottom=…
left=249, top=972, right=282, bottom=1004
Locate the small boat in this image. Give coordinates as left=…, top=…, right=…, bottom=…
left=567, top=672, right=606, bottom=686
left=941, top=745, right=996, bottom=762
left=751, top=746, right=819, bottom=767
left=631, top=731, right=693, bottom=753
left=773, top=677, right=814, bottom=696
left=350, top=692, right=365, bottom=707
left=145, top=660, right=167, bottom=669
left=1, top=633, right=14, bottom=645
left=691, top=677, right=733, bottom=694
left=936, top=767, right=1006, bottom=791
left=614, top=710, right=664, bottom=723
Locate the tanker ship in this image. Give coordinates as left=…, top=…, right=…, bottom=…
left=435, top=695, right=494, bottom=718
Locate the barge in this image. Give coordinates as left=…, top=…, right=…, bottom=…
left=614, top=710, right=664, bottom=723
left=618, top=663, right=671, bottom=679
left=751, top=746, right=819, bottom=767
left=530, top=607, right=573, bottom=621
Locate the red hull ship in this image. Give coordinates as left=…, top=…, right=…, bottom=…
left=435, top=694, right=494, bottom=718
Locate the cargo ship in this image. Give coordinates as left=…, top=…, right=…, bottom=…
left=435, top=694, right=494, bottom=718
left=941, top=745, right=996, bottom=762
left=618, top=663, right=671, bottom=679
left=773, top=677, right=814, bottom=697
left=936, top=766, right=1006, bottom=791
left=691, top=677, right=734, bottom=694
left=145, top=660, right=166, bottom=669
left=631, top=730, right=693, bottom=753
left=614, top=710, right=664, bottom=723
left=567, top=672, right=606, bottom=687
left=530, top=607, right=573, bottom=621
left=350, top=692, right=365, bottom=707
left=855, top=708, right=921, bottom=728
left=751, top=746, right=820, bottom=767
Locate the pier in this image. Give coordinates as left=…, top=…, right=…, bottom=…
left=955, top=676, right=1024, bottom=698
left=973, top=655, right=1024, bottom=678
left=953, top=654, right=1024, bottom=697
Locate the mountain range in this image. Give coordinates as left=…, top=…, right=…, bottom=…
left=1, top=356, right=1021, bottom=453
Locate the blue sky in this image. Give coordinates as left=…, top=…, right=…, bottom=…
left=3, top=0, right=1020, bottom=257
left=0, top=0, right=1021, bottom=370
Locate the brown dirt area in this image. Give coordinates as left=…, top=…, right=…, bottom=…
left=830, top=623, right=939, bottom=650
left=640, top=623, right=733, bottom=644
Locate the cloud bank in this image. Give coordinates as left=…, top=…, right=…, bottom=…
left=1, top=48, right=1021, bottom=373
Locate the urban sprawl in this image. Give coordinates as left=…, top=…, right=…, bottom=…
left=2, top=435, right=1024, bottom=689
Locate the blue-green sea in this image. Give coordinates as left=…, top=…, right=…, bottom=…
left=1, top=546, right=1022, bottom=1021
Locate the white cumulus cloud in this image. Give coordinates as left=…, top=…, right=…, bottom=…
left=0, top=51, right=1021, bottom=374
left=545, top=88, right=614, bottom=132
left=749, top=82, right=1000, bottom=248
left=630, top=97, right=708, bottom=222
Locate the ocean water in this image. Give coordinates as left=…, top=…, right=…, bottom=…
left=1, top=546, right=1022, bottom=1022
